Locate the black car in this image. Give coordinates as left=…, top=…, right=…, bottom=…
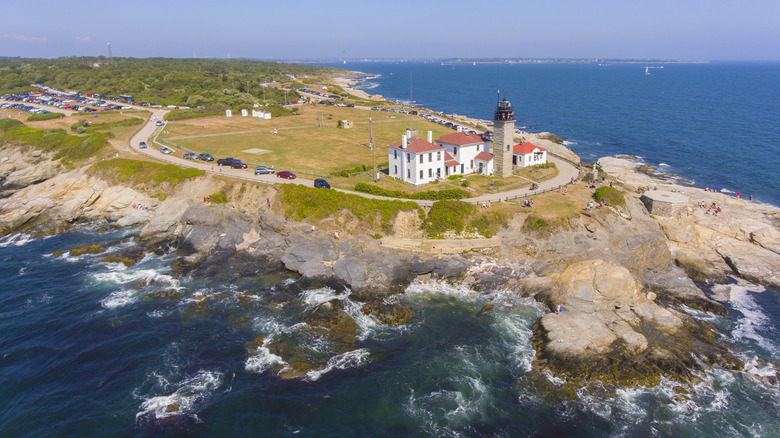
left=197, top=152, right=214, bottom=161
left=217, top=157, right=240, bottom=166
left=313, top=178, right=331, bottom=189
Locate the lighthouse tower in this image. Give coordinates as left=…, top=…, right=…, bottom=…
left=492, top=96, right=515, bottom=178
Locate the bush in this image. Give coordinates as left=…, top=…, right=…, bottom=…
left=70, top=119, right=89, bottom=134
left=423, top=200, right=476, bottom=238
left=592, top=186, right=625, bottom=207
left=530, top=162, right=556, bottom=170
left=207, top=192, right=228, bottom=204
left=27, top=113, right=64, bottom=122
left=521, top=214, right=551, bottom=234
left=90, top=158, right=204, bottom=188
left=280, top=184, right=418, bottom=233
left=354, top=182, right=467, bottom=201
left=0, top=119, right=109, bottom=165
left=469, top=211, right=509, bottom=238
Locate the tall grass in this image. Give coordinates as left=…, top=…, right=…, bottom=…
left=279, top=184, right=419, bottom=233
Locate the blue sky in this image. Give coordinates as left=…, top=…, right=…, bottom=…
left=2, top=0, right=778, bottom=60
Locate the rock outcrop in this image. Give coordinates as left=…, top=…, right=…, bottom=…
left=533, top=259, right=741, bottom=386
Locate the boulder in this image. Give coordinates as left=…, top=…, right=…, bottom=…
left=361, top=301, right=415, bottom=325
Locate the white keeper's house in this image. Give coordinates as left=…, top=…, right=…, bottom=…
left=513, top=142, right=547, bottom=168
left=387, top=128, right=494, bottom=186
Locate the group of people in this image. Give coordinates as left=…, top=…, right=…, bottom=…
left=481, top=202, right=492, bottom=209
left=522, top=199, right=534, bottom=208
left=703, top=201, right=722, bottom=216
left=132, top=203, right=149, bottom=211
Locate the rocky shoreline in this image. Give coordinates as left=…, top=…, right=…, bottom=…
left=1, top=144, right=778, bottom=390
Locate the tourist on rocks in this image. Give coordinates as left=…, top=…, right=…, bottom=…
left=334, top=231, right=339, bottom=240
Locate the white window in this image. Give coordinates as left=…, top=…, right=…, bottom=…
left=407, top=153, right=411, bottom=163
left=420, top=155, right=423, bottom=164
left=428, top=153, right=432, bottom=162
left=470, top=160, right=474, bottom=168
left=428, top=168, right=432, bottom=178
left=407, top=169, right=410, bottom=179
left=437, top=151, right=441, bottom=161
left=419, top=170, right=423, bottom=179
left=394, top=165, right=398, bottom=175
left=394, top=150, right=397, bottom=159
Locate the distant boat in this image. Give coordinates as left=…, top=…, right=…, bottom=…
left=343, top=60, right=346, bottom=64
left=473, top=62, right=476, bottom=66
left=645, top=66, right=650, bottom=75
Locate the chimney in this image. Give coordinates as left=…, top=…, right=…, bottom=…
left=456, top=125, right=463, bottom=133
left=401, top=133, right=407, bottom=148
left=427, top=130, right=433, bottom=143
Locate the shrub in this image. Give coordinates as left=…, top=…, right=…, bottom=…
left=530, top=162, right=556, bottom=170
left=423, top=200, right=476, bottom=238
left=27, top=113, right=64, bottom=122
left=90, top=158, right=204, bottom=188
left=469, top=211, right=509, bottom=238
left=0, top=119, right=109, bottom=165
left=70, top=120, right=89, bottom=134
left=208, top=192, right=228, bottom=204
left=592, top=186, right=625, bottom=207
left=279, top=184, right=418, bottom=233
left=354, top=183, right=467, bottom=200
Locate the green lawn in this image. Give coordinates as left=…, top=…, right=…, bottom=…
left=159, top=106, right=452, bottom=173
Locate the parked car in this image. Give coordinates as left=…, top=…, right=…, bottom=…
left=277, top=170, right=296, bottom=179
left=254, top=165, right=275, bottom=175
left=197, top=153, right=214, bottom=161
left=182, top=152, right=197, bottom=160
left=139, top=141, right=147, bottom=149
left=217, top=157, right=240, bottom=166
left=313, top=178, right=330, bottom=189
left=230, top=161, right=248, bottom=169
left=160, top=146, right=173, bottom=154
left=155, top=120, right=163, bottom=126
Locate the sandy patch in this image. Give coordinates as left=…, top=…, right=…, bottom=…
left=242, top=148, right=271, bottom=155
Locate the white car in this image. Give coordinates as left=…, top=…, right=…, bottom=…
left=160, top=146, right=173, bottom=154
left=139, top=141, right=147, bottom=149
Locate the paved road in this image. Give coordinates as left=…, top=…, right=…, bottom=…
left=128, top=110, right=580, bottom=204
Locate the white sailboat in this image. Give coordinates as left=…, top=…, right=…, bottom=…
left=645, top=66, right=650, bottom=75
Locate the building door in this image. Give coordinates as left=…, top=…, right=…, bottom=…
left=460, top=164, right=464, bottom=174
left=479, top=163, right=483, bottom=174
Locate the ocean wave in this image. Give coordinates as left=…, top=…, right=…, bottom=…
left=100, top=289, right=139, bottom=309
left=304, top=348, right=371, bottom=381
left=403, top=278, right=481, bottom=302
left=659, top=162, right=670, bottom=167
left=728, top=283, right=776, bottom=354
left=0, top=233, right=38, bottom=248
left=136, top=369, right=223, bottom=423
left=245, top=344, right=286, bottom=374
left=720, top=188, right=735, bottom=194
left=562, top=140, right=575, bottom=146
left=300, top=287, right=350, bottom=308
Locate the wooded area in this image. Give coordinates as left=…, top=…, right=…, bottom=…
left=0, top=57, right=345, bottom=108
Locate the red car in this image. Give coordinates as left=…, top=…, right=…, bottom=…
left=277, top=170, right=296, bottom=179
left=230, top=161, right=247, bottom=169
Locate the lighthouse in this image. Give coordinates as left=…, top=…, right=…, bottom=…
left=492, top=96, right=515, bottom=178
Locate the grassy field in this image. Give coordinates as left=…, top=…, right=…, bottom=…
left=159, top=105, right=453, bottom=173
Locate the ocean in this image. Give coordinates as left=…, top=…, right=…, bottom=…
left=1, top=63, right=780, bottom=437
left=338, top=61, right=780, bottom=207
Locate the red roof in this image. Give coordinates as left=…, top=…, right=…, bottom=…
left=389, top=137, right=443, bottom=153
left=513, top=142, right=546, bottom=154
left=443, top=151, right=459, bottom=167
left=474, top=151, right=493, bottom=161
left=436, top=131, right=486, bottom=146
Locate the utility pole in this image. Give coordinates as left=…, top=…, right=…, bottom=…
left=369, top=118, right=376, bottom=182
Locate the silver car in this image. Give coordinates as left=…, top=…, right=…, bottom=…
left=254, top=165, right=275, bottom=175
